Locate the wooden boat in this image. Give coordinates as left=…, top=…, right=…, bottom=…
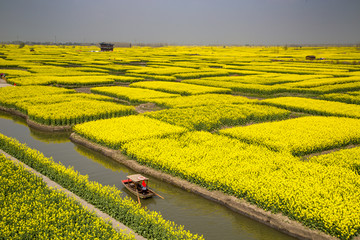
left=121, top=174, right=155, bottom=199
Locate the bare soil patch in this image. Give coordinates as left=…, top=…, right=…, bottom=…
left=135, top=103, right=165, bottom=113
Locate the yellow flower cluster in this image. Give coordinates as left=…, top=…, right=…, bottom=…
left=231, top=63, right=350, bottom=75
left=126, top=66, right=197, bottom=75
left=201, top=74, right=332, bottom=85
left=3, top=92, right=115, bottom=114
left=8, top=75, right=120, bottom=86
left=0, top=86, right=136, bottom=125
left=91, top=86, right=180, bottom=103
left=308, top=146, right=360, bottom=174
left=73, top=115, right=188, bottom=149
left=0, top=86, right=74, bottom=104
left=111, top=75, right=145, bottom=82
left=173, top=70, right=229, bottom=79
left=121, top=131, right=360, bottom=239
left=182, top=79, right=292, bottom=94
left=305, top=81, right=360, bottom=94
left=130, top=81, right=231, bottom=95
left=148, top=93, right=255, bottom=108
left=281, top=76, right=360, bottom=88
left=126, top=73, right=177, bottom=81
left=0, top=154, right=135, bottom=240
left=220, top=116, right=360, bottom=156
left=261, top=97, right=360, bottom=118
left=145, top=103, right=290, bottom=131
left=28, top=65, right=100, bottom=76
left=28, top=100, right=136, bottom=126
left=321, top=92, right=360, bottom=105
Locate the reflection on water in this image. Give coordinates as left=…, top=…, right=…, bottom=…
left=0, top=113, right=296, bottom=240
left=0, top=110, right=70, bottom=143
left=30, top=128, right=71, bottom=143
left=0, top=110, right=27, bottom=127
left=74, top=143, right=130, bottom=172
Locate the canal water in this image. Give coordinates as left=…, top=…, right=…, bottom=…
left=0, top=111, right=295, bottom=240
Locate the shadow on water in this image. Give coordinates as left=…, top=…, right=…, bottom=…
left=0, top=111, right=296, bottom=240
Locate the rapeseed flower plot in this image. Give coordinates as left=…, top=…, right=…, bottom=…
left=0, top=85, right=136, bottom=126
left=281, top=76, right=360, bottom=88
left=308, top=146, right=360, bottom=174
left=91, top=86, right=180, bottom=103
left=321, top=91, right=360, bottom=105
left=148, top=93, right=254, bottom=108
left=110, top=75, right=144, bottom=83
left=27, top=100, right=136, bottom=125
left=173, top=70, right=229, bottom=79
left=0, top=86, right=75, bottom=102
left=125, top=73, right=177, bottom=81
left=3, top=93, right=115, bottom=114
left=305, top=82, right=360, bottom=94
left=228, top=63, right=349, bottom=75
left=52, top=75, right=115, bottom=86
left=126, top=66, right=196, bottom=75
left=73, top=115, right=188, bottom=149
left=145, top=104, right=290, bottom=131
left=182, top=79, right=293, bottom=94
left=130, top=81, right=231, bottom=95
left=261, top=97, right=360, bottom=118
left=121, top=131, right=360, bottom=239
left=220, top=116, right=360, bottom=156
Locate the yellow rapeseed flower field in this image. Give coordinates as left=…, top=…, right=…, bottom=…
left=0, top=154, right=135, bottom=239
left=261, top=97, right=360, bottom=118
left=1, top=44, right=360, bottom=239
left=73, top=115, right=188, bottom=149
left=220, top=116, right=360, bottom=156
left=145, top=103, right=290, bottom=131
left=121, top=131, right=360, bottom=239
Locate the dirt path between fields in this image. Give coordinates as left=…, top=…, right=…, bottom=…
left=0, top=78, right=12, bottom=87
left=0, top=150, right=146, bottom=240
left=69, top=133, right=342, bottom=240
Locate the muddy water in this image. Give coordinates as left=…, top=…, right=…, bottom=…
left=0, top=111, right=296, bottom=240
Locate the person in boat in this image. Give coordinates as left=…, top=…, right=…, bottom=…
left=137, top=180, right=148, bottom=193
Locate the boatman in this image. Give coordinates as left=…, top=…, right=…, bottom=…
left=141, top=180, right=147, bottom=193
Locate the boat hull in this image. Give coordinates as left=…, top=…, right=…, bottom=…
left=122, top=179, right=154, bottom=199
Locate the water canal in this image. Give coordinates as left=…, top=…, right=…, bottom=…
left=0, top=111, right=296, bottom=240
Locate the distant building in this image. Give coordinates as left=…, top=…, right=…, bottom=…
left=99, top=42, right=114, bottom=52
left=306, top=55, right=316, bottom=60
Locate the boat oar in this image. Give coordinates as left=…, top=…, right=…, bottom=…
left=136, top=189, right=141, bottom=205
left=150, top=189, right=164, bottom=199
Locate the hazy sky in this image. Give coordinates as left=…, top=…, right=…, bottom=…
left=0, top=0, right=359, bottom=45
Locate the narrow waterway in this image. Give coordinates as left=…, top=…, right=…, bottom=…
left=0, top=111, right=296, bottom=240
